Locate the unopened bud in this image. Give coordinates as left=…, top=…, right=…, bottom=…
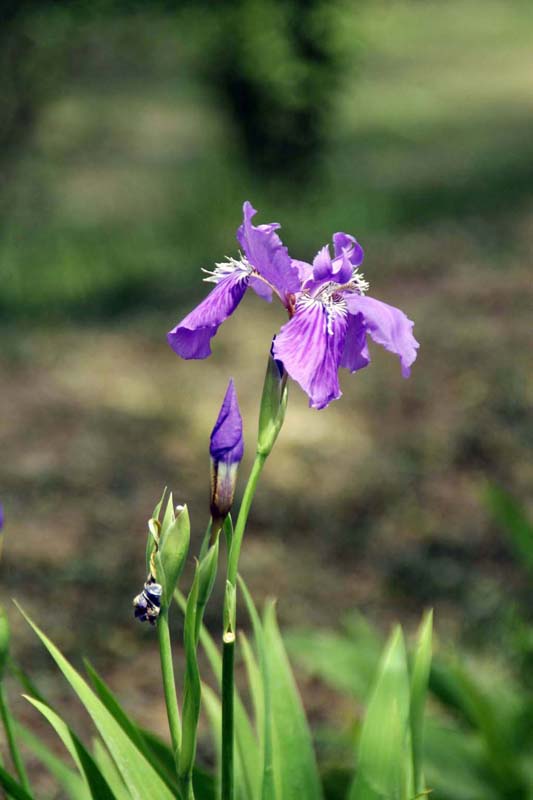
left=257, top=347, right=288, bottom=457
left=209, top=379, right=244, bottom=529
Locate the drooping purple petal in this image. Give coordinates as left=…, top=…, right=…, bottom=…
left=333, top=232, right=364, bottom=267
left=248, top=276, right=273, bottom=302
left=167, top=272, right=248, bottom=359
left=237, top=202, right=301, bottom=299
left=273, top=299, right=348, bottom=410
left=344, top=294, right=419, bottom=377
left=340, top=312, right=370, bottom=372
left=210, top=378, right=244, bottom=465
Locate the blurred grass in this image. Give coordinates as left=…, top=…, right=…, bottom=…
left=1, top=0, right=533, bottom=789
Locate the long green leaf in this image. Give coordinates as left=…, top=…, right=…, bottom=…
left=238, top=578, right=274, bottom=800
left=17, top=723, right=90, bottom=800
left=349, top=627, right=413, bottom=800
left=410, top=610, right=432, bottom=794
left=84, top=660, right=147, bottom=753
left=85, top=661, right=179, bottom=792
left=202, top=682, right=248, bottom=800
left=92, top=738, right=131, bottom=800
left=263, top=602, right=323, bottom=800
left=17, top=605, right=176, bottom=800
left=25, top=696, right=117, bottom=800
left=175, top=589, right=260, bottom=799
left=0, top=763, right=33, bottom=800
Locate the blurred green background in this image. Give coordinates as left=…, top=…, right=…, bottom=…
left=1, top=0, right=532, bottom=795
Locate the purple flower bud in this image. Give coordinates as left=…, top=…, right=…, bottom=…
left=210, top=379, right=244, bottom=525
left=0, top=504, right=3, bottom=532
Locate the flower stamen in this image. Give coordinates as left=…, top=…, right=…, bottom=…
left=202, top=254, right=253, bottom=284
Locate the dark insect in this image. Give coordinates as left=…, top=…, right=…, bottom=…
left=133, top=580, right=163, bottom=625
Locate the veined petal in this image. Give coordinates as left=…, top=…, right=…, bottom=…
left=344, top=294, right=419, bottom=377
left=306, top=244, right=352, bottom=292
left=333, top=232, right=364, bottom=267
left=291, top=258, right=313, bottom=283
left=312, top=245, right=333, bottom=280
left=167, top=272, right=248, bottom=359
left=273, top=297, right=348, bottom=410
left=340, top=312, right=370, bottom=372
left=237, top=201, right=301, bottom=298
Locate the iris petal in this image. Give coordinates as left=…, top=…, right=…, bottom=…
left=344, top=294, right=419, bottom=377
left=237, top=201, right=301, bottom=297
left=340, top=312, right=370, bottom=372
left=210, top=378, right=244, bottom=464
left=167, top=272, right=248, bottom=359
left=333, top=232, right=364, bottom=267
left=273, top=299, right=348, bottom=410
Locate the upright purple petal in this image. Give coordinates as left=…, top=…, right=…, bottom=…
left=210, top=379, right=244, bottom=465
left=340, top=312, right=370, bottom=373
left=312, top=245, right=333, bottom=280
left=237, top=202, right=301, bottom=299
left=344, top=294, right=419, bottom=377
left=273, top=299, right=348, bottom=410
left=167, top=273, right=248, bottom=359
left=305, top=244, right=352, bottom=292
left=333, top=232, right=364, bottom=267
left=292, top=258, right=313, bottom=284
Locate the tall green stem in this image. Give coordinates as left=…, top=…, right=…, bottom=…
left=222, top=452, right=267, bottom=800
left=0, top=682, right=30, bottom=792
left=221, top=638, right=235, bottom=800
left=157, top=606, right=181, bottom=772
left=226, top=453, right=266, bottom=587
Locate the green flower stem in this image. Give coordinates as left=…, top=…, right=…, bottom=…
left=157, top=606, right=181, bottom=772
left=0, top=682, right=30, bottom=792
left=221, top=452, right=267, bottom=800
left=221, top=636, right=235, bottom=800
left=226, top=453, right=266, bottom=587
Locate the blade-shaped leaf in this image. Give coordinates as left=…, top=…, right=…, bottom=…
left=202, top=682, right=247, bottom=800
left=25, top=696, right=117, bottom=800
left=410, top=611, right=432, bottom=794
left=0, top=763, right=34, bottom=800
left=17, top=605, right=176, bottom=800
left=349, top=627, right=413, bottom=800
left=85, top=661, right=179, bottom=792
left=92, top=738, right=131, bottom=800
left=17, top=723, right=90, bottom=800
left=263, top=601, right=323, bottom=800
left=239, top=577, right=274, bottom=800
left=175, top=589, right=260, bottom=799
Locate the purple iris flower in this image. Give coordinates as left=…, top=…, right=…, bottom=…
left=168, top=202, right=419, bottom=409
left=210, top=379, right=244, bottom=523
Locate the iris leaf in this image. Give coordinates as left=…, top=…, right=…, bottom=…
left=16, top=604, right=176, bottom=800
left=24, top=696, right=116, bottom=800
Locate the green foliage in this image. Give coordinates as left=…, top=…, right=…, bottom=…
left=0, top=763, right=33, bottom=800
left=17, top=723, right=90, bottom=799
left=17, top=604, right=176, bottom=800
left=409, top=612, right=433, bottom=794
left=485, top=484, right=533, bottom=576
left=24, top=696, right=115, bottom=799
left=349, top=627, right=413, bottom=800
